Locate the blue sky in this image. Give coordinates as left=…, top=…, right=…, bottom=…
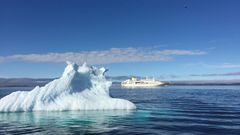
left=0, top=0, right=240, bottom=80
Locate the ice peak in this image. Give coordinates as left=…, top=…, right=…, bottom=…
left=62, top=61, right=79, bottom=77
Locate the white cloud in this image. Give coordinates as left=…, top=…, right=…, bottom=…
left=0, top=47, right=206, bottom=64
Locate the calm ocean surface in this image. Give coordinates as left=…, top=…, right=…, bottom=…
left=0, top=85, right=240, bottom=135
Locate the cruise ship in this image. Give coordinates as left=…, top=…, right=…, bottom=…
left=121, top=77, right=165, bottom=87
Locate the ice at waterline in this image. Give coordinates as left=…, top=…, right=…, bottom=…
left=0, top=62, right=136, bottom=112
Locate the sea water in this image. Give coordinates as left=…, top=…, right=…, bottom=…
left=1, top=85, right=240, bottom=135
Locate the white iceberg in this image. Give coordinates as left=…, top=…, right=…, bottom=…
left=0, top=62, right=136, bottom=112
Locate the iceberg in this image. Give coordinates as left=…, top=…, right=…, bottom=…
left=0, top=62, right=136, bottom=112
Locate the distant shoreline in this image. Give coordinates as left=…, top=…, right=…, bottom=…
left=1, top=78, right=240, bottom=87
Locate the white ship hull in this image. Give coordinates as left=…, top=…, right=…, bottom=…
left=121, top=83, right=164, bottom=87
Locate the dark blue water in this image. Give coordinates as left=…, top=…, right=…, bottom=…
left=1, top=85, right=240, bottom=135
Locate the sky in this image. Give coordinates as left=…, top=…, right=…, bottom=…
left=0, top=0, right=240, bottom=80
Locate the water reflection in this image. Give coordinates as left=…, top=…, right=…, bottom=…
left=0, top=110, right=134, bottom=134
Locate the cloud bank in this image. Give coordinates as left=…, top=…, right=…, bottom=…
left=208, top=63, right=240, bottom=69
left=186, top=62, right=240, bottom=69
left=190, top=72, right=240, bottom=77
left=0, top=47, right=206, bottom=64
